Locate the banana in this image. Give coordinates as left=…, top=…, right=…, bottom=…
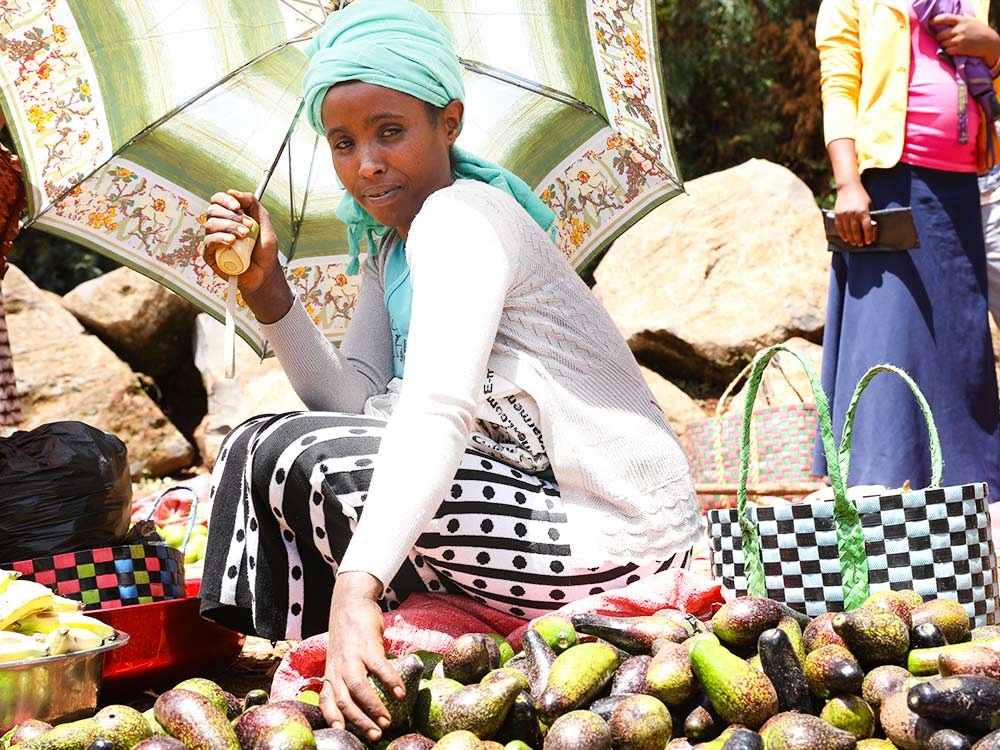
left=43, top=627, right=72, bottom=656
left=0, top=569, right=21, bottom=595
left=0, top=630, right=49, bottom=662
left=50, top=594, right=84, bottom=613
left=63, top=627, right=105, bottom=653
left=0, top=579, right=54, bottom=631
left=12, top=611, right=115, bottom=640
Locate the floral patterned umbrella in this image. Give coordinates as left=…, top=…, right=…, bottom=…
left=0, top=0, right=681, bottom=356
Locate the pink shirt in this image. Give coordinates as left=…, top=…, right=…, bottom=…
left=901, top=0, right=981, bottom=172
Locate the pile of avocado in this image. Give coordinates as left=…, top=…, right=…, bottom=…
left=5, top=593, right=1000, bottom=750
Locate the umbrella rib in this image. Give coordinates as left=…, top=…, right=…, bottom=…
left=458, top=58, right=606, bottom=120
left=277, top=0, right=328, bottom=26
left=26, top=38, right=312, bottom=225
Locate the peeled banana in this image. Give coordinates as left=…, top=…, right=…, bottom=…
left=0, top=569, right=20, bottom=595
left=0, top=630, right=49, bottom=662
left=12, top=610, right=115, bottom=641
left=0, top=579, right=54, bottom=631
left=50, top=594, right=84, bottom=613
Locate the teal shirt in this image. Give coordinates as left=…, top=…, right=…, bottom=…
left=384, top=239, right=411, bottom=378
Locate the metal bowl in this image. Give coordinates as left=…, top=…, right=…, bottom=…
left=0, top=631, right=130, bottom=734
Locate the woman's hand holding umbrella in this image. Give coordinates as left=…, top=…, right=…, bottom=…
left=932, top=13, right=1000, bottom=66
left=202, top=190, right=293, bottom=325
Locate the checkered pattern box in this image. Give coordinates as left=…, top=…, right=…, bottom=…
left=708, top=482, right=1000, bottom=627
left=8, top=541, right=186, bottom=610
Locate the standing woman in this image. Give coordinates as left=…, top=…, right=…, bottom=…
left=814, top=0, right=1000, bottom=493
left=197, top=0, right=701, bottom=741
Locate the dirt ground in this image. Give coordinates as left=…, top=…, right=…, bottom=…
left=100, top=636, right=295, bottom=713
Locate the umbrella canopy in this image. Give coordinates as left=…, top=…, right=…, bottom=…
left=0, top=0, right=682, bottom=356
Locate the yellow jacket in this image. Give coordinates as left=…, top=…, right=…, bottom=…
left=816, top=0, right=1000, bottom=174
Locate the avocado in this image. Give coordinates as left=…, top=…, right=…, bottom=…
left=861, top=664, right=912, bottom=717
left=688, top=638, right=778, bottom=729
left=432, top=730, right=485, bottom=749
left=312, top=727, right=366, bottom=750
left=682, top=703, right=719, bottom=743
left=938, top=644, right=1000, bottom=678
left=255, top=722, right=319, bottom=750
left=244, top=689, right=270, bottom=711
left=5, top=720, right=52, bottom=746
left=89, top=706, right=152, bottom=750
left=481, top=668, right=530, bottom=695
left=911, top=600, right=971, bottom=645
left=141, top=708, right=165, bottom=737
left=384, top=734, right=435, bottom=749
left=542, top=710, right=611, bottom=750
left=611, top=654, right=652, bottom=695
left=530, top=615, right=577, bottom=654
left=908, top=636, right=1000, bottom=676
left=690, top=725, right=764, bottom=750
left=775, top=615, right=806, bottom=665
left=758, top=711, right=857, bottom=750
left=971, top=728, right=1000, bottom=749
left=412, top=650, right=445, bottom=679
left=803, top=613, right=848, bottom=653
left=521, top=628, right=557, bottom=700
left=757, top=627, right=811, bottom=713
left=911, top=622, right=949, bottom=650
left=645, top=641, right=697, bottom=707
left=709, top=597, right=810, bottom=650
left=443, top=634, right=499, bottom=684
left=233, top=703, right=313, bottom=750
left=926, top=728, right=973, bottom=750
left=370, top=652, right=425, bottom=730
left=588, top=693, right=644, bottom=721
left=536, top=642, right=620, bottom=723
left=803, top=644, right=864, bottom=699
left=413, top=677, right=463, bottom=739
left=607, top=694, right=672, bottom=750
left=494, top=690, right=542, bottom=749
left=570, top=613, right=693, bottom=654
left=863, top=590, right=916, bottom=629
left=855, top=741, right=898, bottom=750
left=820, top=695, right=876, bottom=740
left=907, top=675, right=1000, bottom=723
left=485, top=636, right=515, bottom=666
left=269, top=700, right=327, bottom=730
left=831, top=608, right=910, bottom=667
left=173, top=677, right=230, bottom=716
left=440, top=671, right=524, bottom=738
left=131, top=740, right=187, bottom=750
left=879, top=691, right=940, bottom=750
left=85, top=741, right=113, bottom=750
left=154, top=690, right=239, bottom=750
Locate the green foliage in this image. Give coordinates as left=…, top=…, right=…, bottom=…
left=7, top=226, right=120, bottom=295
left=656, top=0, right=831, bottom=199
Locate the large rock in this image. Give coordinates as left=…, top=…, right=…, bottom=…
left=593, top=158, right=829, bottom=385
left=723, top=337, right=825, bottom=415
left=4, top=265, right=195, bottom=477
left=193, top=314, right=305, bottom=468
left=62, top=266, right=199, bottom=378
left=640, top=366, right=705, bottom=436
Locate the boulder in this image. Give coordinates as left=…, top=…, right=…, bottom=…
left=723, top=337, right=825, bottom=415
left=4, top=265, right=195, bottom=477
left=61, top=265, right=199, bottom=378
left=640, top=366, right=705, bottom=436
left=593, top=158, right=829, bottom=385
left=193, top=314, right=305, bottom=468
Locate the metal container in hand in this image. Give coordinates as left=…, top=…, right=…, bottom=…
left=0, top=631, right=130, bottom=734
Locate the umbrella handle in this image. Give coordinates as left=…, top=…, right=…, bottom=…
left=225, top=275, right=238, bottom=379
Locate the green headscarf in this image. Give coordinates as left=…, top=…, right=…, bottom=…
left=302, top=0, right=556, bottom=274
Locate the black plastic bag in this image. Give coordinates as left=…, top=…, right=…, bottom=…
left=0, top=420, right=131, bottom=563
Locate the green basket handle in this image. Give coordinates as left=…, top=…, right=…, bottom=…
left=837, top=364, right=943, bottom=488
left=736, top=344, right=870, bottom=610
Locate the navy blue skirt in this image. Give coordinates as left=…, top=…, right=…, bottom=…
left=813, top=163, right=1000, bottom=498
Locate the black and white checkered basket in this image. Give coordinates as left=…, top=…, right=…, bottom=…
left=706, top=345, right=1000, bottom=627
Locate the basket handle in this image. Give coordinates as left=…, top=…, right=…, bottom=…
left=837, top=364, right=943, bottom=488
left=143, top=485, right=201, bottom=551
left=736, top=344, right=870, bottom=610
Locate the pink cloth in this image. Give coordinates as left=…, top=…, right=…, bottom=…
left=269, top=568, right=725, bottom=701
left=901, top=0, right=980, bottom=171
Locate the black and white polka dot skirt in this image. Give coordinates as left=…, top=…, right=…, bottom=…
left=199, top=412, right=691, bottom=641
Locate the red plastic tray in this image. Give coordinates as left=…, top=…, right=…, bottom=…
left=90, top=583, right=244, bottom=696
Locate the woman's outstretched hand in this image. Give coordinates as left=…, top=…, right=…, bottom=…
left=201, top=190, right=293, bottom=324
left=320, top=572, right=403, bottom=744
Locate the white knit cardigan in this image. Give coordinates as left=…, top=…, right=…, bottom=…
left=260, top=180, right=703, bottom=588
